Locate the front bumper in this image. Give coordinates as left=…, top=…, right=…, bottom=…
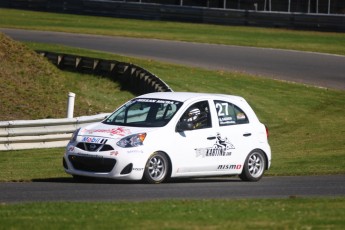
left=63, top=143, right=145, bottom=181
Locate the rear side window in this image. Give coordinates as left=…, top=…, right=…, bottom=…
left=214, top=100, right=249, bottom=126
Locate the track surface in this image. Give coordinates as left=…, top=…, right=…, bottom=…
left=1, top=28, right=345, bottom=90
left=0, top=29, right=344, bottom=202
left=1, top=175, right=344, bottom=203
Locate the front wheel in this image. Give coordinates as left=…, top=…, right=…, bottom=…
left=143, top=152, right=170, bottom=184
left=239, top=150, right=266, bottom=182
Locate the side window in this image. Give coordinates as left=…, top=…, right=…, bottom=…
left=234, top=105, right=249, bottom=124
left=180, top=101, right=211, bottom=130
left=214, top=100, right=249, bottom=126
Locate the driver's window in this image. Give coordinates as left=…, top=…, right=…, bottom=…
left=180, top=101, right=211, bottom=130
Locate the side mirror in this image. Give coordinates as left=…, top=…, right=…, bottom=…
left=176, top=121, right=194, bottom=132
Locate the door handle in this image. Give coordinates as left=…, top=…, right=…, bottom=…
left=243, top=133, right=252, bottom=137
left=207, top=136, right=216, bottom=140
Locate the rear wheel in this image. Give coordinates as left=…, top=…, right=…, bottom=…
left=239, top=150, right=266, bottom=182
left=143, top=152, right=169, bottom=184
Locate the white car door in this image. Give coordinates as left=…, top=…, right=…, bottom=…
left=171, top=100, right=223, bottom=176
left=211, top=100, right=254, bottom=173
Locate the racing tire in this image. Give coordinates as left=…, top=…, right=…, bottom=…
left=143, top=152, right=170, bottom=184
left=239, top=149, right=266, bottom=182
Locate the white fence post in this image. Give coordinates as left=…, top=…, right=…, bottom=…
left=67, top=92, right=76, bottom=119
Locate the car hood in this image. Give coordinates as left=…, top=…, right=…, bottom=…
left=79, top=122, right=156, bottom=139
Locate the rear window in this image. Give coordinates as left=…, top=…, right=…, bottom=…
left=214, top=100, right=249, bottom=126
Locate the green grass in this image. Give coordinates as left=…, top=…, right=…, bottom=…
left=0, top=198, right=344, bottom=229
left=1, top=8, right=345, bottom=55
left=0, top=148, right=65, bottom=182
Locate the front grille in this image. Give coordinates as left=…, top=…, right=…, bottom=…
left=68, top=155, right=116, bottom=173
left=76, top=142, right=114, bottom=152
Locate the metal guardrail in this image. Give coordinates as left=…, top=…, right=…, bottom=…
left=0, top=113, right=110, bottom=150
left=1, top=0, right=345, bottom=14
left=97, top=0, right=345, bottom=15
left=37, top=51, right=173, bottom=94
left=0, top=0, right=344, bottom=31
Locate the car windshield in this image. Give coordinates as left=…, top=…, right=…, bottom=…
left=103, top=98, right=183, bottom=127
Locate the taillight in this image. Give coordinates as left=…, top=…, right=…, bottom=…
left=265, top=125, right=269, bottom=138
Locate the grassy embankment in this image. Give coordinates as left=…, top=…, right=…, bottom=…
left=0, top=33, right=133, bottom=121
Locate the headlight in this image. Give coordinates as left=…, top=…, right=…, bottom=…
left=117, top=133, right=146, bottom=148
left=70, top=128, right=81, bottom=142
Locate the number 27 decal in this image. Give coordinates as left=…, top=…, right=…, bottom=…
left=215, top=103, right=229, bottom=116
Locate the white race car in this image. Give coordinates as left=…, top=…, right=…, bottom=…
left=63, top=92, right=271, bottom=183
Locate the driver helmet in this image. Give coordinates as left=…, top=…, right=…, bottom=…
left=186, top=107, right=201, bottom=122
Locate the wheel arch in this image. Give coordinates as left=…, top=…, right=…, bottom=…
left=241, top=148, right=269, bottom=172
left=156, top=150, right=173, bottom=180
left=257, top=148, right=270, bottom=171
left=239, top=148, right=267, bottom=182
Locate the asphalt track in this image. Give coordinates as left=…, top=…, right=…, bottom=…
left=0, top=28, right=344, bottom=202
left=1, top=175, right=344, bottom=203
left=1, top=28, right=345, bottom=90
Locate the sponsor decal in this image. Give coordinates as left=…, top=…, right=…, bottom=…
left=110, top=151, right=119, bottom=156
left=83, top=127, right=131, bottom=136
left=127, top=150, right=144, bottom=154
left=132, top=168, right=144, bottom=171
left=215, top=102, right=235, bottom=125
left=81, top=136, right=106, bottom=144
left=136, top=99, right=157, bottom=103
left=68, top=146, right=75, bottom=152
left=136, top=99, right=177, bottom=104
left=218, top=117, right=235, bottom=125
left=195, top=148, right=231, bottom=157
left=195, top=133, right=235, bottom=157
left=236, top=113, right=246, bottom=120
left=218, top=164, right=242, bottom=170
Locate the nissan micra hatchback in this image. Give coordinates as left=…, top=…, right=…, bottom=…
left=63, top=92, right=271, bottom=183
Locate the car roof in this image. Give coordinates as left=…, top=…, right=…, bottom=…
left=137, top=92, right=245, bottom=103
